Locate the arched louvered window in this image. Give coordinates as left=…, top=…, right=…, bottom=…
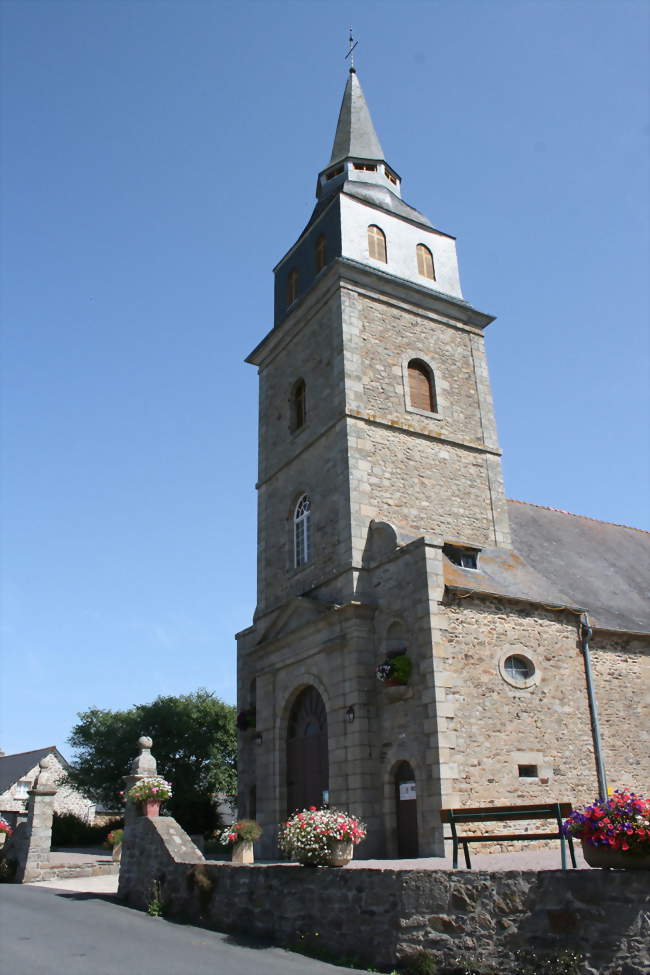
left=287, top=268, right=299, bottom=306
left=315, top=235, right=326, bottom=273
left=294, top=494, right=311, bottom=567
left=368, top=225, right=387, bottom=263
left=291, top=379, right=306, bottom=431
left=408, top=359, right=437, bottom=413
left=416, top=244, right=435, bottom=280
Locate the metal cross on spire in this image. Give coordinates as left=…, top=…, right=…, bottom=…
left=345, top=27, right=358, bottom=70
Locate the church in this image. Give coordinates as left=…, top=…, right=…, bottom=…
left=236, top=67, right=650, bottom=859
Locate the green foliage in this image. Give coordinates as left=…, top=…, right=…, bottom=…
left=66, top=688, right=237, bottom=835
left=0, top=856, right=17, bottom=882
left=51, top=812, right=122, bottom=848
left=400, top=950, right=437, bottom=975
left=511, top=949, right=585, bottom=975
left=146, top=880, right=165, bottom=917
left=390, top=653, right=412, bottom=684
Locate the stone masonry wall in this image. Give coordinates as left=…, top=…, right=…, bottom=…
left=590, top=632, right=650, bottom=793
left=119, top=817, right=649, bottom=975
left=443, top=596, right=599, bottom=818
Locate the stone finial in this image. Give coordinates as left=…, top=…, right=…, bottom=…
left=31, top=753, right=58, bottom=795
left=131, top=736, right=157, bottom=776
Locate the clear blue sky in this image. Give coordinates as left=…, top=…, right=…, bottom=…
left=1, top=1, right=648, bottom=760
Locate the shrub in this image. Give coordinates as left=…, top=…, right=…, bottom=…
left=51, top=812, right=122, bottom=848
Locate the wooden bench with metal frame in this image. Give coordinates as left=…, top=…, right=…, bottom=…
left=440, top=802, right=577, bottom=870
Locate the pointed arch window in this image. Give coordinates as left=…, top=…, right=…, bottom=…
left=287, top=268, right=299, bottom=307
left=368, top=225, right=387, bottom=263
left=291, top=378, right=306, bottom=431
left=294, top=494, right=311, bottom=567
left=416, top=244, right=435, bottom=280
left=408, top=359, right=437, bottom=413
left=315, top=235, right=326, bottom=273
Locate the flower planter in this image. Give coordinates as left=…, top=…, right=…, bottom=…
left=384, top=677, right=407, bottom=688
left=142, top=799, right=161, bottom=818
left=582, top=839, right=650, bottom=870
left=231, top=839, right=254, bottom=864
left=325, top=839, right=353, bottom=867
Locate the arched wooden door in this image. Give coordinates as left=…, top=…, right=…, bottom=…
left=395, top=761, right=419, bottom=858
left=286, top=687, right=329, bottom=814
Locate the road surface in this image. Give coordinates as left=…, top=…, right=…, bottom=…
left=0, top=884, right=363, bottom=975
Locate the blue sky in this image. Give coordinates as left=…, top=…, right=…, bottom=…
left=1, top=0, right=648, bottom=760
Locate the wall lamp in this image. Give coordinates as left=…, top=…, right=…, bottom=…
left=345, top=706, right=355, bottom=724
left=254, top=732, right=263, bottom=746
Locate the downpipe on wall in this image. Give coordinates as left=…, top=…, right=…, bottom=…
left=580, top=612, right=608, bottom=800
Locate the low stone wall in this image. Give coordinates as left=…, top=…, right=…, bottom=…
left=118, top=817, right=649, bottom=974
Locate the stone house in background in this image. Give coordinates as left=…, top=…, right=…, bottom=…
left=236, top=68, right=650, bottom=859
left=0, top=746, right=95, bottom=827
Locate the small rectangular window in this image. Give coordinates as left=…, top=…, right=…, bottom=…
left=518, top=765, right=538, bottom=778
left=385, top=167, right=398, bottom=185
left=15, top=780, right=30, bottom=799
left=443, top=544, right=479, bottom=569
left=353, top=163, right=377, bottom=172
left=325, top=165, right=344, bottom=181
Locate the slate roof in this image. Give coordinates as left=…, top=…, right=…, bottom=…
left=329, top=69, right=385, bottom=165
left=507, top=500, right=650, bottom=634
left=0, top=746, right=64, bottom=794
left=443, top=501, right=650, bottom=635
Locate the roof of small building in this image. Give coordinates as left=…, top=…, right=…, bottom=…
left=444, top=501, right=650, bottom=635
left=0, top=746, right=66, bottom=794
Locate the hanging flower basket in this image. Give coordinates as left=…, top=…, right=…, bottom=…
left=236, top=708, right=256, bottom=731
left=376, top=650, right=412, bottom=687
left=564, top=789, right=650, bottom=869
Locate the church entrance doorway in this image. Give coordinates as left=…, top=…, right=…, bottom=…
left=394, top=761, right=418, bottom=857
left=286, top=686, right=329, bottom=814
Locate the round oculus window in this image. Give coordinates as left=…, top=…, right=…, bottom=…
left=503, top=654, right=535, bottom=682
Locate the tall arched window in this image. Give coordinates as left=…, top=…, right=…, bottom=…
left=416, top=243, right=435, bottom=280
left=408, top=359, right=437, bottom=413
left=294, top=494, right=311, bottom=567
left=368, top=225, right=387, bottom=263
left=291, top=378, right=306, bottom=431
left=315, top=235, right=326, bottom=273
left=287, top=268, right=299, bottom=306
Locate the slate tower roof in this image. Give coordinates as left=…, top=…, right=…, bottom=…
left=328, top=69, right=385, bottom=165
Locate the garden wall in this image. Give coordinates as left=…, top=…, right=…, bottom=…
left=118, top=817, right=649, bottom=974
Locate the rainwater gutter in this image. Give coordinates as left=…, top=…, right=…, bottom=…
left=580, top=612, right=608, bottom=800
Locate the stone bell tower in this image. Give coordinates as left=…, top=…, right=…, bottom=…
left=236, top=67, right=510, bottom=858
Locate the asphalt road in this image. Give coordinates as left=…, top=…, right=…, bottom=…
left=0, top=885, right=363, bottom=975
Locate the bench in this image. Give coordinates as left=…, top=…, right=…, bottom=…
left=440, top=802, right=577, bottom=870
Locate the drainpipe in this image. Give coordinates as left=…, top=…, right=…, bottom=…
left=580, top=613, right=608, bottom=800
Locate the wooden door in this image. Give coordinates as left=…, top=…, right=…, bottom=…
left=395, top=761, right=419, bottom=857
left=286, top=687, right=329, bottom=814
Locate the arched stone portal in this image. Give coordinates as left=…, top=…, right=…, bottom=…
left=286, top=686, right=329, bottom=813
left=394, top=761, right=418, bottom=857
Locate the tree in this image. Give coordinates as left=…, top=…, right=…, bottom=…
left=67, top=689, right=236, bottom=835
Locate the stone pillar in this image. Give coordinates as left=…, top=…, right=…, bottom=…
left=123, top=735, right=157, bottom=829
left=14, top=755, right=58, bottom=883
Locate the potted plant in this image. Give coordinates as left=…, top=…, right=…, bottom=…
left=236, top=708, right=256, bottom=731
left=219, top=819, right=262, bottom=864
left=126, top=776, right=173, bottom=818
left=106, top=828, right=124, bottom=862
left=0, top=818, right=12, bottom=849
left=563, top=789, right=650, bottom=869
left=376, top=649, right=412, bottom=687
left=278, top=806, right=366, bottom=867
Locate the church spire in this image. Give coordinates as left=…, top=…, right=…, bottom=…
left=328, top=68, right=385, bottom=166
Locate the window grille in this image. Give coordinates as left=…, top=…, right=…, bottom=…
left=294, top=494, right=311, bottom=567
